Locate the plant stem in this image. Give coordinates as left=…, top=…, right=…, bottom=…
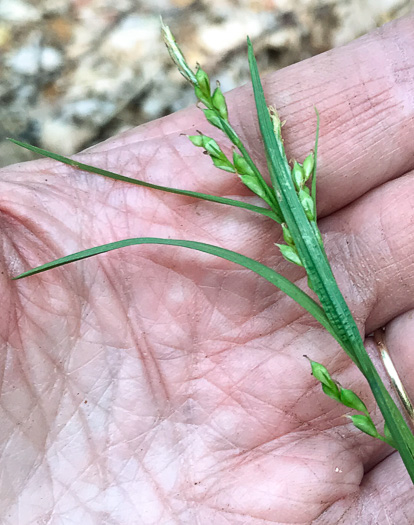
left=248, top=37, right=414, bottom=483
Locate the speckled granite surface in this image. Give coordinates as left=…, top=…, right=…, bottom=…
left=0, top=0, right=412, bottom=167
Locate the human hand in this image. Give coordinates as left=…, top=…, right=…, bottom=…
left=1, top=13, right=414, bottom=524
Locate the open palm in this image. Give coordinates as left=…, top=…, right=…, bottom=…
left=1, top=14, right=414, bottom=524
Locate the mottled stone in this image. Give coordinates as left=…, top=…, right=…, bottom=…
left=0, top=0, right=411, bottom=167
left=7, top=45, right=63, bottom=75
left=0, top=0, right=41, bottom=23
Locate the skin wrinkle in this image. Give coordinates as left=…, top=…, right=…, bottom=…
left=208, top=419, right=250, bottom=455
left=205, top=365, right=313, bottom=442
left=240, top=393, right=313, bottom=440
left=133, top=319, right=171, bottom=410
left=145, top=267, right=212, bottom=344
left=207, top=284, right=312, bottom=346
left=135, top=452, right=177, bottom=521
left=335, top=238, right=377, bottom=328
left=0, top=212, right=57, bottom=272
left=319, top=452, right=412, bottom=523
left=220, top=452, right=356, bottom=516
left=205, top=373, right=277, bottom=424
left=213, top=370, right=311, bottom=444
left=198, top=277, right=308, bottom=346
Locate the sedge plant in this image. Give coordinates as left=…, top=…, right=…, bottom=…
left=8, top=20, right=414, bottom=483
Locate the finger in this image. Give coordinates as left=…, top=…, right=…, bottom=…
left=319, top=169, right=414, bottom=335
left=227, top=13, right=414, bottom=217
left=313, top=450, right=414, bottom=524
left=300, top=167, right=414, bottom=475
left=85, top=14, right=414, bottom=219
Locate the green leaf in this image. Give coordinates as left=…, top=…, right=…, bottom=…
left=247, top=37, right=414, bottom=482
left=13, top=237, right=342, bottom=344
left=311, top=108, right=319, bottom=216
left=7, top=139, right=277, bottom=221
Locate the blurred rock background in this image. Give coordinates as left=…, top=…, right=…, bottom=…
left=0, top=0, right=412, bottom=167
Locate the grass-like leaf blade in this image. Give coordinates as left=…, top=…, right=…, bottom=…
left=8, top=139, right=277, bottom=221
left=311, top=108, right=320, bottom=217
left=13, top=237, right=340, bottom=344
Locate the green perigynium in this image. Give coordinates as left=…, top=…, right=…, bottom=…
left=292, top=161, right=306, bottom=191
left=232, top=151, right=254, bottom=177
left=195, top=66, right=211, bottom=96
left=302, top=153, right=314, bottom=180
left=348, top=414, right=382, bottom=439
left=7, top=19, right=414, bottom=483
left=188, top=134, right=235, bottom=173
left=211, top=82, right=229, bottom=120
left=239, top=173, right=274, bottom=204
left=340, top=387, right=369, bottom=414
left=202, top=109, right=226, bottom=131
left=275, top=243, right=303, bottom=267
left=194, top=67, right=212, bottom=107
left=281, top=223, right=294, bottom=247
left=298, top=188, right=315, bottom=221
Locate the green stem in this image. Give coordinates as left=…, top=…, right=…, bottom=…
left=247, top=37, right=414, bottom=483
